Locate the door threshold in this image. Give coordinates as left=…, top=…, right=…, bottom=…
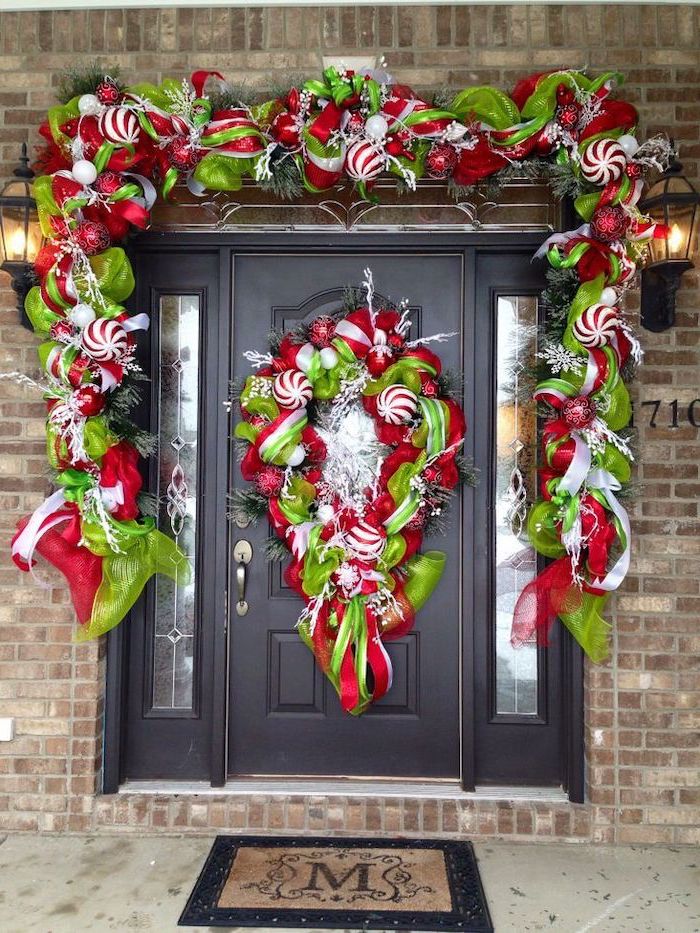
left=119, top=779, right=569, bottom=803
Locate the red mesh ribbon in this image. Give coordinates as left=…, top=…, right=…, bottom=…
left=510, top=557, right=583, bottom=648
left=14, top=517, right=102, bottom=626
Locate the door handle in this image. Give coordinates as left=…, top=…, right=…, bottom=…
left=233, top=540, right=253, bottom=616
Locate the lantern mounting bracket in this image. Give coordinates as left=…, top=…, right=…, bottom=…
left=640, top=259, right=693, bottom=332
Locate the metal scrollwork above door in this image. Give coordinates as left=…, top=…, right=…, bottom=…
left=149, top=177, right=559, bottom=233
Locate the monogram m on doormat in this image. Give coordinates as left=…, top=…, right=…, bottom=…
left=179, top=836, right=493, bottom=931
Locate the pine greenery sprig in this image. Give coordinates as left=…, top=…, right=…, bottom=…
left=207, top=83, right=251, bottom=112
left=57, top=61, right=121, bottom=104
left=136, top=490, right=160, bottom=518
left=547, top=161, right=585, bottom=199
left=259, top=155, right=304, bottom=201
left=456, top=455, right=479, bottom=487
left=264, top=536, right=291, bottom=561
left=436, top=369, right=463, bottom=402
left=227, top=487, right=267, bottom=524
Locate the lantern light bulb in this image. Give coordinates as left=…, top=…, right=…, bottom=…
left=668, top=223, right=684, bottom=254
left=7, top=227, right=26, bottom=260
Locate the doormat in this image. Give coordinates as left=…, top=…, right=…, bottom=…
left=179, top=835, right=493, bottom=931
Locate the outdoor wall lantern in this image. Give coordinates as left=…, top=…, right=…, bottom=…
left=0, top=144, right=42, bottom=327
left=639, top=158, right=699, bottom=332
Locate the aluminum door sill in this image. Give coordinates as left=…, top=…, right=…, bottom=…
left=119, top=779, right=569, bottom=802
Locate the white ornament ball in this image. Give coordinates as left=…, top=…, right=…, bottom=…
left=71, top=159, right=98, bottom=186
left=98, top=107, right=140, bottom=145
left=373, top=328, right=388, bottom=346
left=377, top=385, right=418, bottom=424
left=344, top=519, right=386, bottom=561
left=345, top=140, right=385, bottom=182
left=580, top=138, right=627, bottom=186
left=82, top=318, right=129, bottom=362
left=617, top=134, right=640, bottom=158
left=286, top=444, right=305, bottom=467
left=572, top=304, right=619, bottom=348
left=364, top=114, right=389, bottom=140
left=599, top=287, right=618, bottom=306
left=78, top=94, right=100, bottom=116
left=317, top=504, right=336, bottom=524
left=273, top=370, right=313, bottom=409
left=319, top=347, right=338, bottom=370
left=70, top=303, right=97, bottom=327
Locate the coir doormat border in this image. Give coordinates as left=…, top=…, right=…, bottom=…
left=178, top=834, right=493, bottom=931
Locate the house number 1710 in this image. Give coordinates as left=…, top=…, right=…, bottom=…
left=640, top=399, right=700, bottom=429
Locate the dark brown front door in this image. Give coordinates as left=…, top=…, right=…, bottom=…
left=229, top=252, right=464, bottom=779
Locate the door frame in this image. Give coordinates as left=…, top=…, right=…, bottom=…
left=103, top=232, right=584, bottom=802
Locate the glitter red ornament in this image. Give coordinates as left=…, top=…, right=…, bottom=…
left=96, top=78, right=121, bottom=106
left=405, top=506, right=427, bottom=531
left=73, top=385, right=105, bottom=417
left=93, top=171, right=123, bottom=195
left=50, top=320, right=75, bottom=343
left=562, top=395, right=597, bottom=430
left=74, top=220, right=111, bottom=255
left=591, top=205, right=628, bottom=243
left=308, top=315, right=336, bottom=348
left=345, top=112, right=365, bottom=135
left=625, top=162, right=643, bottom=179
left=556, top=103, right=579, bottom=130
left=388, top=332, right=405, bottom=350
left=255, top=465, right=285, bottom=497
left=556, top=83, right=575, bottom=106
left=425, top=143, right=457, bottom=179
left=166, top=138, right=201, bottom=171
left=420, top=375, right=439, bottom=398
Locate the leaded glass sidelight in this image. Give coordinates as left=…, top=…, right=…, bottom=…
left=494, top=296, right=539, bottom=716
left=152, top=294, right=200, bottom=710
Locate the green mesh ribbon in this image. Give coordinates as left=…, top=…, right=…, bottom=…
left=451, top=86, right=520, bottom=129
left=77, top=521, right=191, bottom=641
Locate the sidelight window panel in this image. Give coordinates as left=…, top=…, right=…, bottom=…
left=494, top=296, right=539, bottom=716
left=152, top=294, right=200, bottom=710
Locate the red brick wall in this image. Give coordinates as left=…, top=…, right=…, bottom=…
left=0, top=4, right=698, bottom=841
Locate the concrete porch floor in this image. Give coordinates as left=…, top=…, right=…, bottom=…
left=0, top=835, right=698, bottom=932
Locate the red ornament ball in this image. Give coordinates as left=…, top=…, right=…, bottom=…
left=562, top=395, right=597, bottom=430
left=591, top=205, right=628, bottom=243
left=626, top=161, right=643, bottom=179
left=73, top=385, right=105, bottom=417
left=166, top=137, right=201, bottom=171
left=425, top=143, right=457, bottom=179
left=556, top=83, right=575, bottom=106
left=388, top=332, right=405, bottom=350
left=424, top=464, right=441, bottom=484
left=308, top=315, right=336, bottom=348
left=93, top=171, right=123, bottom=195
left=255, top=466, right=285, bottom=498
left=366, top=346, right=392, bottom=377
left=557, top=103, right=579, bottom=130
left=270, top=112, right=301, bottom=148
left=50, top=320, right=75, bottom=343
left=74, top=221, right=111, bottom=255
left=96, top=78, right=121, bottom=106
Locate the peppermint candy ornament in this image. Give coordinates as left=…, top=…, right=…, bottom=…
left=273, top=370, right=313, bottom=409
left=345, top=140, right=385, bottom=182
left=98, top=107, right=140, bottom=145
left=81, top=319, right=129, bottom=362
left=572, top=304, right=619, bottom=348
left=580, top=138, right=627, bottom=185
left=343, top=519, right=386, bottom=561
left=377, top=385, right=418, bottom=424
